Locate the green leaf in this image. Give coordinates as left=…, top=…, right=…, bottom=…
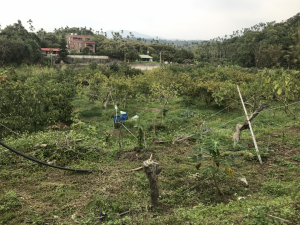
left=188, top=154, right=203, bottom=163
left=277, top=88, right=282, bottom=95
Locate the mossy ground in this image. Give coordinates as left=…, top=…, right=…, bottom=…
left=1, top=93, right=300, bottom=224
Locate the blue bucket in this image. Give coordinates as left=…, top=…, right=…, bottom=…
left=114, top=116, right=121, bottom=124
left=121, top=114, right=128, bottom=121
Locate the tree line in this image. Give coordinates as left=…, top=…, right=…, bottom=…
left=0, top=13, right=300, bottom=68
left=0, top=21, right=195, bottom=66
left=193, top=13, right=300, bottom=69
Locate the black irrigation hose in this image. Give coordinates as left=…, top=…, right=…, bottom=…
left=0, top=141, right=92, bottom=172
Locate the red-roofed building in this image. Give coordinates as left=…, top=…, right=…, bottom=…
left=41, top=48, right=60, bottom=54
left=66, top=34, right=95, bottom=53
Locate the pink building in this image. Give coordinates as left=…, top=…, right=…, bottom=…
left=66, top=34, right=95, bottom=53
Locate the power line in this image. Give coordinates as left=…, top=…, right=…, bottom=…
left=207, top=100, right=300, bottom=133
left=0, top=122, right=29, bottom=141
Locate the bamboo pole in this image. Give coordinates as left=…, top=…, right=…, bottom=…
left=237, top=85, right=262, bottom=165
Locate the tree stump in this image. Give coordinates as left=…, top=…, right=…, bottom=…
left=143, top=159, right=162, bottom=206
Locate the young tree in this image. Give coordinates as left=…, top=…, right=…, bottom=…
left=58, top=35, right=68, bottom=61
left=76, top=72, right=116, bottom=109
left=151, top=82, right=178, bottom=110
left=126, top=50, right=139, bottom=62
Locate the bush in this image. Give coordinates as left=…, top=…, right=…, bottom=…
left=0, top=67, right=77, bottom=137
left=89, top=61, right=98, bottom=70
left=83, top=46, right=90, bottom=55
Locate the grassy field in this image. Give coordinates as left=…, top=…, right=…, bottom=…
left=1, top=92, right=300, bottom=224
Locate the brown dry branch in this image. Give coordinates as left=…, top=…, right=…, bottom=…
left=172, top=134, right=195, bottom=144
left=267, top=214, right=293, bottom=224
left=232, top=103, right=266, bottom=142
left=172, top=121, right=206, bottom=144
left=123, top=167, right=143, bottom=173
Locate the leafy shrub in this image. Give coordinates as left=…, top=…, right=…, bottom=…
left=0, top=67, right=77, bottom=138
left=89, top=61, right=98, bottom=70
left=109, top=62, right=119, bottom=72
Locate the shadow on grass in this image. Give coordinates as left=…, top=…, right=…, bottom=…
left=80, top=107, right=103, bottom=118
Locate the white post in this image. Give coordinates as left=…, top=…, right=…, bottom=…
left=237, top=85, right=262, bottom=165
left=114, top=104, right=118, bottom=129
left=160, top=51, right=161, bottom=63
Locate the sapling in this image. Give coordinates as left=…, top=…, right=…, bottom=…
left=188, top=135, right=237, bottom=195
left=134, top=121, right=144, bottom=150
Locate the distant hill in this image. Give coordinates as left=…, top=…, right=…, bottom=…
left=105, top=30, right=163, bottom=39
left=105, top=30, right=204, bottom=46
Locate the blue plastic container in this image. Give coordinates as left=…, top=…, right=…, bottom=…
left=121, top=114, right=128, bottom=121
left=114, top=116, right=121, bottom=124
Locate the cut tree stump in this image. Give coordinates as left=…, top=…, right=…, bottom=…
left=143, top=159, right=162, bottom=206
left=232, top=103, right=266, bottom=142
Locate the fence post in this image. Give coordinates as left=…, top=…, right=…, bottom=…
left=237, top=85, right=263, bottom=165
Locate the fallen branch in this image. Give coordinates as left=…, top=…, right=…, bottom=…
left=172, top=134, right=195, bottom=144
left=267, top=214, right=293, bottom=224
left=173, top=121, right=206, bottom=144
left=232, top=103, right=266, bottom=142
left=123, top=167, right=143, bottom=173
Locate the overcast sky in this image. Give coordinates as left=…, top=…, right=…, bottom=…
left=1, top=0, right=299, bottom=40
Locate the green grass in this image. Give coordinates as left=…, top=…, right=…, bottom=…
left=1, top=92, right=300, bottom=224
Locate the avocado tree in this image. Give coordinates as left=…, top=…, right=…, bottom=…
left=0, top=68, right=76, bottom=137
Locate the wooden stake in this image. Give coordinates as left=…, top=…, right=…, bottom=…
left=237, top=85, right=262, bottom=165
